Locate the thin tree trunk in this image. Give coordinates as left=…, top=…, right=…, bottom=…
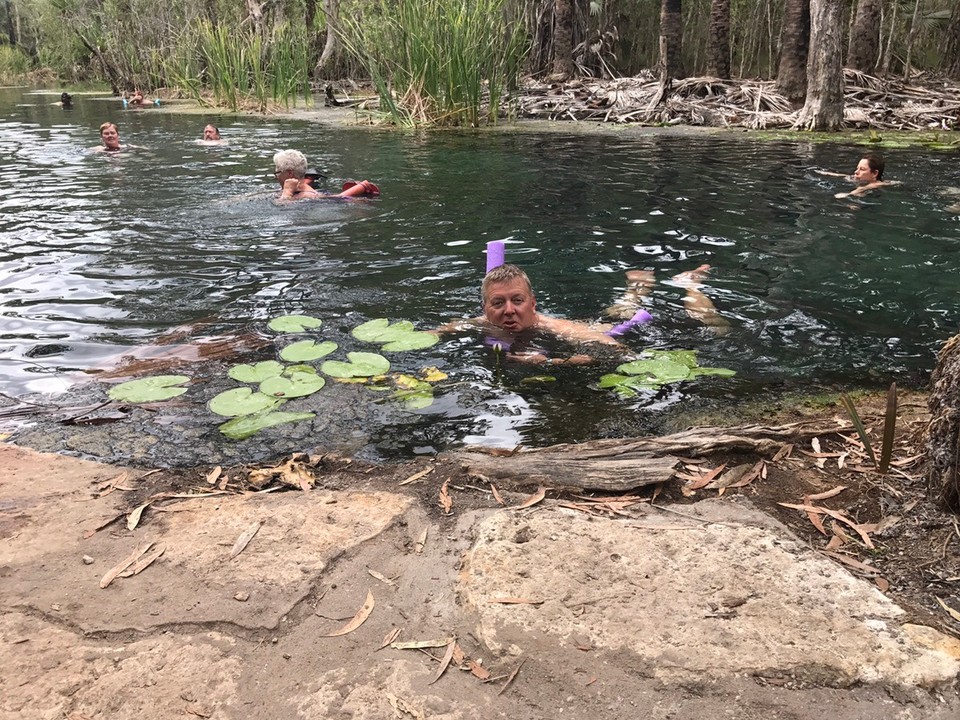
left=4, top=0, right=17, bottom=46
left=902, top=0, right=922, bottom=80
left=660, top=0, right=685, bottom=81
left=706, top=0, right=731, bottom=78
left=948, top=3, right=960, bottom=77
left=881, top=0, right=898, bottom=74
left=551, top=0, right=575, bottom=79
left=314, top=0, right=339, bottom=76
left=795, top=0, right=844, bottom=130
left=847, top=0, right=881, bottom=72
left=775, top=0, right=810, bottom=104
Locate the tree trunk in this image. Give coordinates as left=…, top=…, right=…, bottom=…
left=794, top=0, right=844, bottom=131
left=775, top=0, right=810, bottom=104
left=902, top=0, right=922, bottom=80
left=928, top=334, right=960, bottom=513
left=660, top=0, right=685, bottom=81
left=4, top=0, right=17, bottom=46
left=847, top=0, right=880, bottom=72
left=313, top=0, right=339, bottom=76
left=550, top=0, right=575, bottom=79
left=706, top=0, right=731, bottom=78
left=880, top=0, right=898, bottom=75
left=945, top=2, right=960, bottom=77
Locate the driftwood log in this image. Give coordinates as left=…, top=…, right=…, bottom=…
left=928, top=333, right=960, bottom=513
left=457, top=420, right=849, bottom=492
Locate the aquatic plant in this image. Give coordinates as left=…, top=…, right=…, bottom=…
left=209, top=387, right=283, bottom=417
left=108, top=375, right=190, bottom=403
left=260, top=370, right=326, bottom=398
left=279, top=340, right=338, bottom=362
left=219, top=410, right=317, bottom=441
left=228, top=361, right=284, bottom=383
left=352, top=319, right=438, bottom=352
left=268, top=315, right=324, bottom=333
left=598, top=349, right=735, bottom=398
left=338, top=0, right=529, bottom=127
left=322, top=352, right=391, bottom=378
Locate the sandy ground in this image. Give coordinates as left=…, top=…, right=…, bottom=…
left=2, top=437, right=959, bottom=720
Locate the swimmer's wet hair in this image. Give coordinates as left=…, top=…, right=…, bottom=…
left=273, top=149, right=308, bottom=178
left=863, top=153, right=885, bottom=180
left=481, top=263, right=533, bottom=303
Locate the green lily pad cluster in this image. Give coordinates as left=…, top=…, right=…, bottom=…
left=352, top=319, right=439, bottom=352
left=108, top=375, right=191, bottom=403
left=599, top=349, right=735, bottom=398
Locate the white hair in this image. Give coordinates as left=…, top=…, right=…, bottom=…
left=273, top=149, right=308, bottom=178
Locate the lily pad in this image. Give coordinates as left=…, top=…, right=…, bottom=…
left=209, top=387, right=282, bottom=417
left=108, top=375, right=190, bottom=403
left=690, top=366, right=737, bottom=378
left=321, top=352, right=391, bottom=378
left=219, top=410, right=316, bottom=440
left=280, top=340, right=338, bottom=362
left=268, top=315, right=323, bottom=333
left=521, top=375, right=557, bottom=384
left=598, top=373, right=659, bottom=397
left=228, top=360, right=284, bottom=383
left=382, top=332, right=439, bottom=352
left=616, top=358, right=692, bottom=385
left=352, top=318, right=415, bottom=342
left=260, top=371, right=326, bottom=398
left=421, top=366, right=448, bottom=383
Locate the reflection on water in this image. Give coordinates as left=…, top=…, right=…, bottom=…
left=1, top=88, right=958, bottom=459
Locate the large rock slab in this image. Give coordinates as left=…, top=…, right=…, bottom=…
left=458, top=499, right=960, bottom=688
left=0, top=444, right=412, bottom=631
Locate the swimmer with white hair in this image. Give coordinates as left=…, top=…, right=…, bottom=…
left=273, top=149, right=379, bottom=201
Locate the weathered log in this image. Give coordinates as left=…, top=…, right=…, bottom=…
left=928, top=333, right=960, bottom=513
left=457, top=421, right=848, bottom=492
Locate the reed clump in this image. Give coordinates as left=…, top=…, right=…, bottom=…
left=338, top=0, right=528, bottom=127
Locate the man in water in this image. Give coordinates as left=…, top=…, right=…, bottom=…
left=438, top=263, right=727, bottom=366
left=273, top=149, right=379, bottom=201
left=201, top=124, right=222, bottom=143
left=91, top=122, right=137, bottom=152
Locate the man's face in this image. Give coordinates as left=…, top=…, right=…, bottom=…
left=853, top=159, right=878, bottom=184
left=100, top=125, right=120, bottom=149
left=203, top=125, right=220, bottom=141
left=483, top=279, right=537, bottom=333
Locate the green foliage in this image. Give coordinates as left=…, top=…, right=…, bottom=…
left=107, top=375, right=190, bottom=403
left=279, top=340, right=338, bottom=362
left=208, top=387, right=282, bottom=417
left=840, top=393, right=878, bottom=466
left=338, top=0, right=529, bottom=127
left=321, top=352, right=391, bottom=378
left=0, top=45, right=32, bottom=82
left=219, top=410, right=316, bottom=440
left=352, top=318, right=439, bottom=352
left=598, top=349, right=735, bottom=399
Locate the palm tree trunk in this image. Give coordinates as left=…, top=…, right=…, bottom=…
left=847, top=0, right=881, bottom=72
left=775, top=0, right=810, bottom=104
left=928, top=334, right=960, bottom=513
left=706, top=0, right=731, bottom=78
left=551, top=0, right=575, bottom=79
left=660, top=0, right=685, bottom=81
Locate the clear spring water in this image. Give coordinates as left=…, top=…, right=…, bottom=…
left=1, top=87, right=958, bottom=457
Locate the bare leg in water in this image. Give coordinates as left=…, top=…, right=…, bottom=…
left=605, top=264, right=731, bottom=335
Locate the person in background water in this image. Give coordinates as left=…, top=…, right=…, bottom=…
left=200, top=124, right=223, bottom=144
left=273, top=149, right=379, bottom=201
left=816, top=153, right=895, bottom=198
left=129, top=89, right=145, bottom=106
left=58, top=92, right=73, bottom=109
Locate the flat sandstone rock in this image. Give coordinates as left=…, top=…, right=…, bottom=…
left=458, top=499, right=960, bottom=688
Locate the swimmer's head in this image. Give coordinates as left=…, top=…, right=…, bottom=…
left=273, top=149, right=308, bottom=181
left=482, top=264, right=538, bottom=333
left=855, top=153, right=884, bottom=183
left=99, top=122, right=120, bottom=149
left=203, top=124, right=221, bottom=141
left=61, top=92, right=72, bottom=106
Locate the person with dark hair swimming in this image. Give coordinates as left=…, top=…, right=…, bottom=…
left=816, top=153, right=895, bottom=198
left=58, top=92, right=73, bottom=108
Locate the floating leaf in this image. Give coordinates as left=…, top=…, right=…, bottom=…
left=268, top=315, right=323, bottom=333
left=108, top=375, right=189, bottom=403
left=421, top=367, right=448, bottom=383
left=521, top=375, right=557, bottom=384
left=284, top=364, right=317, bottom=375
left=219, top=410, right=315, bottom=440
left=646, top=349, right=698, bottom=368
left=209, top=388, right=282, bottom=417
left=381, top=332, right=439, bottom=352
left=259, top=371, right=326, bottom=398
left=321, top=590, right=375, bottom=637
left=228, top=361, right=284, bottom=383
left=352, top=319, right=415, bottom=342
left=321, top=352, right=390, bottom=378
left=280, top=340, right=338, bottom=362
left=616, top=358, right=691, bottom=384
left=689, top=366, right=737, bottom=378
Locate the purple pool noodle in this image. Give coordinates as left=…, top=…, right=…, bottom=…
left=606, top=308, right=653, bottom=337
left=484, top=335, right=511, bottom=352
left=486, top=241, right=505, bottom=273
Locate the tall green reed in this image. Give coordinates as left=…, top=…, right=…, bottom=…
left=339, top=0, right=529, bottom=127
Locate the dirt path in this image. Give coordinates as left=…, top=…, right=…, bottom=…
left=2, top=435, right=958, bottom=720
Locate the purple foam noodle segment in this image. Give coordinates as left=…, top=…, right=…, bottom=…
left=486, top=240, right=505, bottom=273
left=484, top=335, right=511, bottom=352
left=606, top=308, right=653, bottom=337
